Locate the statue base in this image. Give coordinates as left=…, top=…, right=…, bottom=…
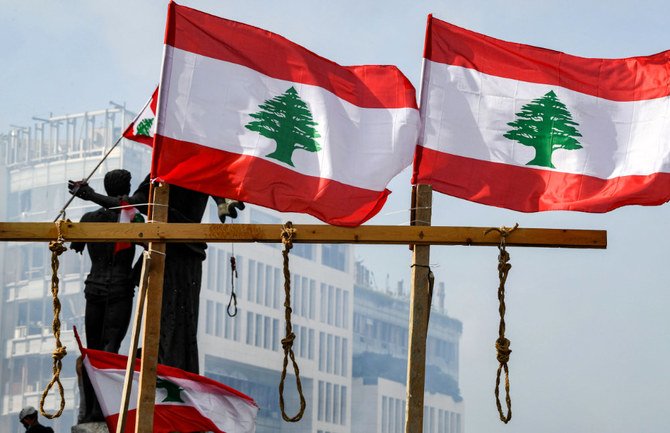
left=71, top=422, right=109, bottom=433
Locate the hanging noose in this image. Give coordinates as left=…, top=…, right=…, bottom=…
left=40, top=220, right=68, bottom=419
left=278, top=222, right=306, bottom=422
left=226, top=255, right=238, bottom=317
left=485, top=223, right=518, bottom=424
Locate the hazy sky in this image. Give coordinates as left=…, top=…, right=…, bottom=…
left=2, top=1, right=670, bottom=432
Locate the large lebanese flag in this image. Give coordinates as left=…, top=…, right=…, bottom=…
left=152, top=2, right=419, bottom=226
left=413, top=15, right=670, bottom=212
left=82, top=345, right=258, bottom=433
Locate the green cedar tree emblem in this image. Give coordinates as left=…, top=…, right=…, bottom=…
left=156, top=377, right=185, bottom=403
left=244, top=86, right=321, bottom=167
left=503, top=90, right=583, bottom=168
left=136, top=118, right=154, bottom=137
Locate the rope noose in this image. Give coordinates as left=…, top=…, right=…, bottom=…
left=485, top=223, right=518, bottom=424
left=226, top=255, right=238, bottom=317
left=40, top=220, right=68, bottom=419
left=278, top=222, right=306, bottom=422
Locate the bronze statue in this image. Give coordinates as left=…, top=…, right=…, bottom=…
left=69, top=173, right=243, bottom=374
left=70, top=169, right=140, bottom=423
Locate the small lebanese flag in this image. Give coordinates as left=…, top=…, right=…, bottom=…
left=413, top=15, right=670, bottom=212
left=79, top=339, right=258, bottom=433
left=151, top=2, right=419, bottom=226
left=123, top=87, right=158, bottom=147
left=113, top=200, right=144, bottom=254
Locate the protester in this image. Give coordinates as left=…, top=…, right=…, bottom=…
left=18, top=407, right=54, bottom=433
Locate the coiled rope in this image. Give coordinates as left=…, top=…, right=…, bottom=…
left=278, top=222, right=306, bottom=422
left=40, top=219, right=68, bottom=419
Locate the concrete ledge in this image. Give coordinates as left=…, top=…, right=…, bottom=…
left=71, top=422, right=108, bottom=433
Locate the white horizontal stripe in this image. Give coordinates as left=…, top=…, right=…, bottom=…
left=158, top=46, right=419, bottom=190
left=83, top=361, right=131, bottom=416
left=420, top=60, right=670, bottom=178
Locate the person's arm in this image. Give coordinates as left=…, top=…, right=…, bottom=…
left=68, top=180, right=123, bottom=209
left=68, top=174, right=150, bottom=214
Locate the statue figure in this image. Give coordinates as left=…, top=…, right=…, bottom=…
left=70, top=169, right=140, bottom=423
left=68, top=173, right=243, bottom=374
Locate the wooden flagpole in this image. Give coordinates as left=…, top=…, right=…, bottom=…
left=405, top=184, right=433, bottom=433
left=134, top=182, right=169, bottom=433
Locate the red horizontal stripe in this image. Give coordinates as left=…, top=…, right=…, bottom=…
left=425, top=15, right=670, bottom=102
left=152, top=135, right=390, bottom=226
left=412, top=147, right=670, bottom=212
left=164, top=2, right=417, bottom=109
left=85, top=347, right=256, bottom=405
left=107, top=407, right=224, bottom=433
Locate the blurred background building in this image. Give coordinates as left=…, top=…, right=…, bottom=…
left=0, top=105, right=463, bottom=433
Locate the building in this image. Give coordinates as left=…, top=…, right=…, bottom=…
left=0, top=105, right=463, bottom=433
left=0, top=105, right=151, bottom=432
left=351, top=261, right=464, bottom=433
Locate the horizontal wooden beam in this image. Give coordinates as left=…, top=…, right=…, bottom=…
left=0, top=222, right=606, bottom=249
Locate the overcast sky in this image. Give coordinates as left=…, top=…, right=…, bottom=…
left=2, top=1, right=669, bottom=432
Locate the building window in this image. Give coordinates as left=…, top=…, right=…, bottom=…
left=248, top=260, right=256, bottom=302
left=292, top=243, right=315, bottom=260
left=246, top=312, right=254, bottom=345
left=321, top=244, right=346, bottom=271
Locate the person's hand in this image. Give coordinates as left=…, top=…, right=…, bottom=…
left=68, top=180, right=94, bottom=200
left=217, top=199, right=245, bottom=223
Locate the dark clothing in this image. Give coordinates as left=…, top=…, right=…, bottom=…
left=26, top=423, right=54, bottom=433
left=70, top=208, right=136, bottom=301
left=159, top=253, right=203, bottom=373
left=71, top=207, right=136, bottom=423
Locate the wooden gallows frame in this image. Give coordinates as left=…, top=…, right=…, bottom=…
left=0, top=183, right=606, bottom=433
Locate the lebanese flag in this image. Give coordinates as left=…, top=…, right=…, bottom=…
left=151, top=2, right=419, bottom=226
left=123, top=87, right=158, bottom=147
left=413, top=15, right=670, bottom=212
left=113, top=200, right=144, bottom=254
left=81, top=343, right=258, bottom=433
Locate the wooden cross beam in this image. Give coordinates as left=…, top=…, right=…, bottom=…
left=0, top=222, right=606, bottom=247
left=0, top=184, right=607, bottom=433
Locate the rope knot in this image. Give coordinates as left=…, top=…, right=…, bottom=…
left=281, top=332, right=296, bottom=351
left=495, top=337, right=512, bottom=364
left=281, top=221, right=296, bottom=251
left=52, top=346, right=67, bottom=361
left=48, top=240, right=67, bottom=255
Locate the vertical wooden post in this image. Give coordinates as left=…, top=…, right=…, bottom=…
left=135, top=182, right=169, bottom=433
left=115, top=251, right=150, bottom=433
left=404, top=184, right=433, bottom=433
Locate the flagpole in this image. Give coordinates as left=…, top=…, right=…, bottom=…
left=115, top=250, right=151, bottom=433
left=134, top=182, right=169, bottom=433
left=53, top=134, right=123, bottom=222
left=404, top=184, right=433, bottom=433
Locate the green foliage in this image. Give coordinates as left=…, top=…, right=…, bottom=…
left=245, top=86, right=321, bottom=166
left=504, top=90, right=582, bottom=168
